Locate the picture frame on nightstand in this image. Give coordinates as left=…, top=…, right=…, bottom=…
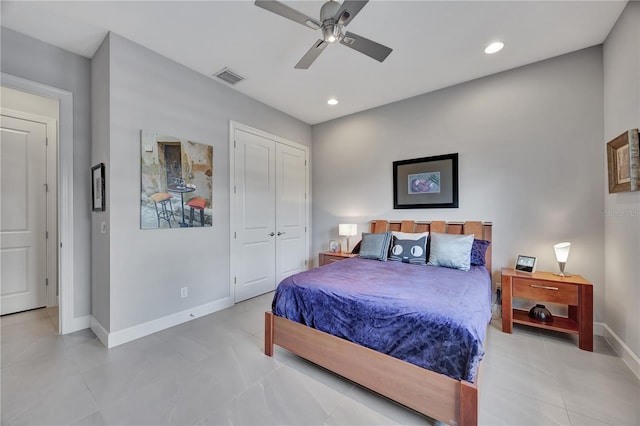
left=329, top=240, right=341, bottom=253
left=515, top=255, right=536, bottom=273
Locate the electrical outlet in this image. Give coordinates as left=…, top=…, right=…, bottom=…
left=181, top=287, right=188, bottom=298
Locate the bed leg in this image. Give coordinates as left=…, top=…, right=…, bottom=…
left=265, top=311, right=274, bottom=357
left=459, top=380, right=478, bottom=426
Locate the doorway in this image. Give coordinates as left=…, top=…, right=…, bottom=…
left=0, top=81, right=67, bottom=332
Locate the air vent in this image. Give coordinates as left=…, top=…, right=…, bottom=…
left=214, top=68, right=245, bottom=85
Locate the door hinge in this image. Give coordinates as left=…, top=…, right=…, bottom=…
left=46, top=137, right=49, bottom=146
left=305, top=160, right=307, bottom=166
left=44, top=183, right=48, bottom=192
left=234, top=140, right=236, bottom=148
left=46, top=278, right=49, bottom=286
left=304, top=260, right=308, bottom=266
left=234, top=276, right=237, bottom=285
left=234, top=231, right=237, bottom=239
left=305, top=226, right=307, bottom=232
left=46, top=231, right=49, bottom=239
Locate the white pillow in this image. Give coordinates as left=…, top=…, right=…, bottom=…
left=427, top=232, right=474, bottom=271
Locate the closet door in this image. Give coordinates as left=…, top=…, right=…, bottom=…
left=275, top=143, right=307, bottom=284
left=232, top=125, right=309, bottom=303
left=233, top=129, right=277, bottom=302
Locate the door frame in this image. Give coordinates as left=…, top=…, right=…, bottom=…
left=228, top=121, right=310, bottom=302
left=1, top=73, right=75, bottom=334
left=1, top=108, right=58, bottom=309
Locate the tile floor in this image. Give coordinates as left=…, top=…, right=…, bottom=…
left=1, top=293, right=639, bottom=425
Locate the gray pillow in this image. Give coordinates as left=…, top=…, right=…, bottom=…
left=358, top=232, right=392, bottom=261
left=427, top=232, right=474, bottom=271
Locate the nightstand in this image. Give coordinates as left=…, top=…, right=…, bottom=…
left=501, top=267, right=593, bottom=351
left=319, top=252, right=357, bottom=266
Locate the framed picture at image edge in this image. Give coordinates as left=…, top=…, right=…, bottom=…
left=91, top=163, right=105, bottom=212
left=393, top=153, right=458, bottom=209
left=515, top=255, right=537, bottom=273
left=607, top=129, right=640, bottom=193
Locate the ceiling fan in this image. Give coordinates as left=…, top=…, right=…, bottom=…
left=255, top=0, right=392, bottom=69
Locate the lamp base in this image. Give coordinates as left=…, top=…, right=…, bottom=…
left=553, top=272, right=572, bottom=277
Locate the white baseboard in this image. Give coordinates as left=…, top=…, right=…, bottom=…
left=602, top=323, right=640, bottom=380
left=90, top=316, right=110, bottom=347
left=97, top=297, right=234, bottom=348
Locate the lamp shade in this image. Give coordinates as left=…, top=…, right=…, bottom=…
left=554, top=242, right=571, bottom=262
left=338, top=224, right=357, bottom=237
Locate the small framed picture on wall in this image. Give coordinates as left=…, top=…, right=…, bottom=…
left=515, top=255, right=536, bottom=273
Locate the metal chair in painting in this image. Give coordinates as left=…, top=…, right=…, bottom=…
left=149, top=192, right=176, bottom=228
left=186, top=197, right=207, bottom=227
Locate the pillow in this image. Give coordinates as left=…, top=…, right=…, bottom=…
left=470, top=239, right=491, bottom=266
left=427, top=232, right=474, bottom=271
left=351, top=240, right=361, bottom=254
left=389, top=232, right=429, bottom=264
left=358, top=232, right=392, bottom=261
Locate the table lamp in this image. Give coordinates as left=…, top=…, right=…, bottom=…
left=553, top=242, right=571, bottom=277
left=339, top=224, right=357, bottom=253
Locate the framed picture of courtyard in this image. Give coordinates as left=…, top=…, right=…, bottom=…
left=140, top=130, right=213, bottom=229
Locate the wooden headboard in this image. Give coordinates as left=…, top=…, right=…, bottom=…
left=370, top=220, right=493, bottom=272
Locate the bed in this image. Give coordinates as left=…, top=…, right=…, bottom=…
left=264, top=220, right=492, bottom=426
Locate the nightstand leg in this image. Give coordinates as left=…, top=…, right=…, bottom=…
left=578, top=285, right=593, bottom=351
left=501, top=275, right=513, bottom=333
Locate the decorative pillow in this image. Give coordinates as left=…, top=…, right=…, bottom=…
left=389, top=232, right=429, bottom=264
left=351, top=240, right=361, bottom=254
left=427, top=232, right=474, bottom=271
left=470, top=239, right=491, bottom=266
left=358, top=232, right=392, bottom=261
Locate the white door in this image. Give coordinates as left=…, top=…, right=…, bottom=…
left=275, top=143, right=307, bottom=283
left=1, top=115, right=48, bottom=315
left=232, top=126, right=309, bottom=303
left=233, top=129, right=277, bottom=302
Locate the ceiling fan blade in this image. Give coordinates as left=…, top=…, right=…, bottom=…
left=340, top=31, right=392, bottom=62
left=255, top=1, right=321, bottom=30
left=334, top=0, right=368, bottom=26
left=295, top=40, right=327, bottom=69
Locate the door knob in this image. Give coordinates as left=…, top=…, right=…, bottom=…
left=268, top=232, right=275, bottom=236
left=277, top=231, right=285, bottom=236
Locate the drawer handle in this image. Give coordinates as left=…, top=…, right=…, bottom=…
left=530, top=284, right=559, bottom=291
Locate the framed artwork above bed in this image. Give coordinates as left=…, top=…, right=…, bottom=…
left=393, top=153, right=459, bottom=209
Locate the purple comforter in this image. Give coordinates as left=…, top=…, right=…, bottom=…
left=272, top=257, right=491, bottom=382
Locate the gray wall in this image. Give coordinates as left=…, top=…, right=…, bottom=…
left=103, top=33, right=311, bottom=332
left=312, top=47, right=606, bottom=321
left=1, top=27, right=92, bottom=322
left=603, top=2, right=640, bottom=358
left=91, top=35, right=111, bottom=330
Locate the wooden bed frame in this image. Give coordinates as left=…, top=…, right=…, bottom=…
left=264, top=220, right=492, bottom=426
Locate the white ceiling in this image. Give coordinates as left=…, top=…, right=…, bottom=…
left=1, top=1, right=627, bottom=125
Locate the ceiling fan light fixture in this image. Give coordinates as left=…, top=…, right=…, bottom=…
left=322, top=22, right=342, bottom=43
left=327, top=98, right=339, bottom=106
left=484, top=41, right=504, bottom=54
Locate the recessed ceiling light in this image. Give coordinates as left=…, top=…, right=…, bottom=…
left=484, top=41, right=504, bottom=54
left=327, top=98, right=339, bottom=105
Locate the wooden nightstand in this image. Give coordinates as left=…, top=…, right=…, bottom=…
left=501, top=267, right=593, bottom=351
left=319, top=252, right=357, bottom=266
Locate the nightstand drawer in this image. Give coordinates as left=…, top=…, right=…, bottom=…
left=513, top=278, right=578, bottom=305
